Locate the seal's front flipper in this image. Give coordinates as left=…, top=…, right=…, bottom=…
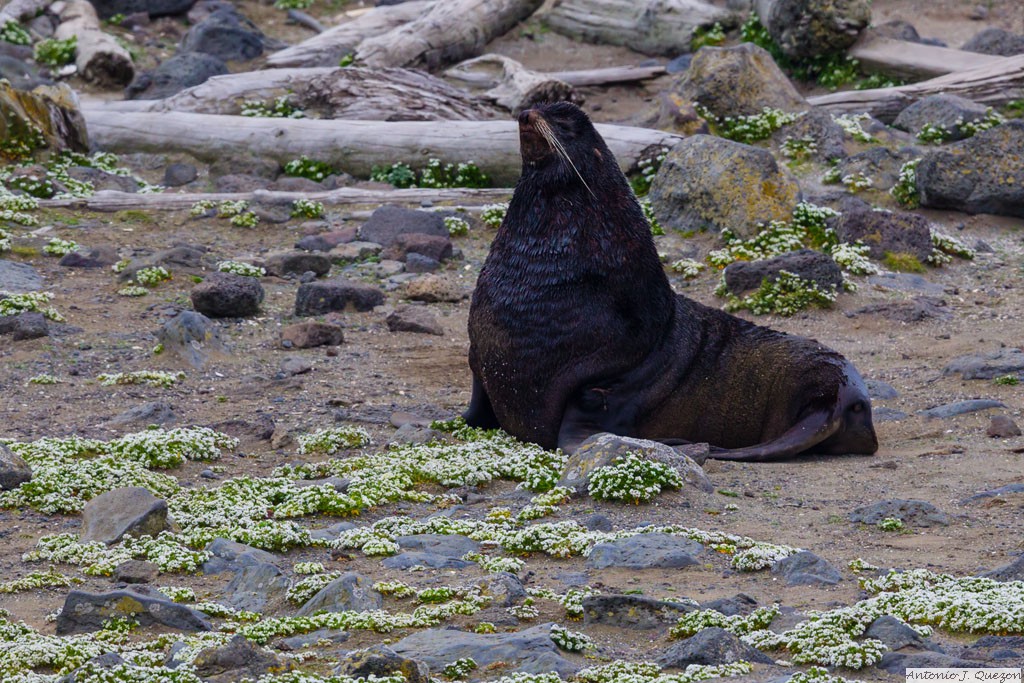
left=463, top=375, right=501, bottom=430
left=705, top=408, right=836, bottom=462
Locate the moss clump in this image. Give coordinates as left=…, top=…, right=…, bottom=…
left=882, top=251, right=926, bottom=273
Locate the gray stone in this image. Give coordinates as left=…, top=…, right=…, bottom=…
left=0, top=311, right=48, bottom=340
left=193, top=634, right=294, bottom=682
left=59, top=246, right=119, bottom=269
left=988, top=415, right=1022, bottom=438
left=854, top=297, right=951, bottom=323
left=126, top=52, right=228, bottom=100
left=867, top=273, right=946, bottom=296
left=181, top=8, right=265, bottom=62
left=105, top=401, right=178, bottom=427
left=56, top=587, right=212, bottom=634
left=88, top=0, right=198, bottom=19
left=757, top=0, right=871, bottom=59
left=873, top=407, right=908, bottom=422
left=309, top=521, right=357, bottom=542
left=331, top=241, right=383, bottom=262
left=157, top=311, right=229, bottom=368
left=878, top=651, right=971, bottom=674
left=0, top=444, right=32, bottom=490
left=66, top=167, right=139, bottom=193
left=475, top=572, right=527, bottom=607
left=587, top=533, right=703, bottom=570
left=382, top=551, right=474, bottom=570
left=404, top=274, right=466, bottom=303
left=865, top=615, right=936, bottom=652
left=386, top=305, right=444, bottom=335
left=202, top=538, right=279, bottom=574
left=334, top=645, right=429, bottom=683
left=113, top=560, right=160, bottom=584
left=81, top=487, right=170, bottom=544
left=982, top=554, right=1024, bottom=581
left=834, top=145, right=915, bottom=192
left=772, top=108, right=848, bottom=161
left=359, top=205, right=448, bottom=246
left=865, top=380, right=898, bottom=400
left=265, top=251, right=332, bottom=278
left=918, top=120, right=1024, bottom=217
left=0, top=54, right=51, bottom=90
left=404, top=253, right=441, bottom=273
left=701, top=593, right=758, bottom=616
left=649, top=135, right=801, bottom=238
left=961, top=484, right=1024, bottom=506
left=961, top=636, right=1024, bottom=665
left=771, top=550, right=841, bottom=586
left=297, top=228, right=357, bottom=252
left=722, top=249, right=843, bottom=296
left=849, top=499, right=950, bottom=527
left=562, top=433, right=711, bottom=494
left=391, top=623, right=578, bottom=676
left=279, top=628, right=350, bottom=651
left=918, top=399, right=1006, bottom=419
left=190, top=272, right=264, bottom=318
left=0, top=259, right=44, bottom=292
left=834, top=197, right=934, bottom=262
left=164, top=163, right=198, bottom=186
left=382, top=233, right=453, bottom=263
left=658, top=627, right=774, bottom=668
left=583, top=594, right=695, bottom=629
left=296, top=572, right=381, bottom=617
left=119, top=247, right=206, bottom=282
left=893, top=94, right=994, bottom=141
left=294, top=278, right=385, bottom=316
left=388, top=423, right=445, bottom=446
left=224, top=562, right=290, bottom=613
left=396, top=534, right=479, bottom=557
left=281, top=321, right=344, bottom=348
left=944, top=348, right=1024, bottom=380
left=962, top=27, right=1024, bottom=56
left=279, top=356, right=312, bottom=376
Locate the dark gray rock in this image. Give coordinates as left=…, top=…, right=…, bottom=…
left=202, top=538, right=279, bottom=574
left=658, top=627, right=774, bottom=668
left=57, top=587, right=211, bottom=634
left=962, top=27, right=1024, bottom=56
left=961, top=636, right=1024, bottom=665
left=404, top=273, right=466, bottom=303
left=561, top=433, right=712, bottom=494
left=180, top=8, right=265, bottom=62
left=190, top=272, right=264, bottom=318
left=388, top=423, right=444, bottom=446
left=265, top=251, right=331, bottom=278
left=211, top=173, right=270, bottom=193
left=114, top=560, right=160, bottom=584
left=66, top=166, right=139, bottom=193
left=918, top=120, right=1024, bottom=217
left=865, top=615, right=938, bottom=652
left=961, top=484, right=1024, bottom=506
left=157, top=311, right=228, bottom=368
left=224, top=562, right=290, bottom=613
left=80, top=487, right=170, bottom=544
left=280, top=321, right=344, bottom=348
left=701, top=593, right=758, bottom=616
left=833, top=146, right=915, bottom=192
left=0, top=54, right=52, bottom=90
left=770, top=550, right=841, bottom=586
left=853, top=297, right=951, bottom=323
left=59, top=246, right=119, bottom=269
left=757, top=0, right=870, bottom=59
left=865, top=380, right=898, bottom=400
left=918, top=399, right=1006, bottom=419
left=279, top=628, right=350, bottom=651
left=382, top=233, right=453, bottom=263
left=878, top=651, right=971, bottom=674
left=294, top=278, right=385, bottom=316
left=105, top=401, right=178, bottom=427
left=125, top=52, right=228, bottom=100
left=193, top=634, right=294, bottom=681
left=334, top=645, right=429, bottom=683
left=583, top=594, right=695, bottom=629
left=0, top=259, right=44, bottom=292
left=849, top=499, right=950, bottom=527
left=404, top=253, right=441, bottom=273
left=296, top=228, right=357, bottom=252
left=164, top=163, right=198, bottom=186
left=867, top=272, right=946, bottom=296
left=893, top=94, right=994, bottom=141
left=381, top=551, right=474, bottom=570
left=0, top=443, right=32, bottom=490
left=0, top=311, right=49, bottom=340
left=649, top=134, right=801, bottom=238
left=88, top=0, right=198, bottom=19
left=723, top=249, right=843, bottom=296
left=873, top=407, right=908, bottom=422
left=476, top=572, right=527, bottom=607
left=119, top=246, right=206, bottom=282
left=988, top=415, right=1022, bottom=438
left=982, top=554, right=1024, bottom=581
left=386, top=305, right=443, bottom=335
left=391, top=623, right=578, bottom=676
left=359, top=205, right=449, bottom=246
left=834, top=197, right=933, bottom=262
left=295, top=572, right=381, bottom=617
left=944, top=348, right=1024, bottom=380
left=309, top=521, right=357, bottom=542
left=583, top=513, right=613, bottom=532
left=773, top=108, right=847, bottom=161
left=587, top=533, right=703, bottom=570
left=396, top=534, right=479, bottom=557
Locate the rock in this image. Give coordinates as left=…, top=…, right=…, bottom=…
left=119, top=246, right=207, bottom=282
left=893, top=94, right=994, bottom=141
left=194, top=634, right=294, bottom=682
left=755, top=0, right=871, bottom=59
left=212, top=173, right=271, bottom=193
left=831, top=146, right=915, bottom=193
left=386, top=305, right=443, bottom=335
left=56, top=587, right=212, bottom=634
left=873, top=407, right=908, bottom=422
left=382, top=551, right=475, bottom=570
left=0, top=259, right=44, bottom=293
left=853, top=297, right=951, bottom=323
left=404, top=253, right=441, bottom=273
left=202, top=538, right=280, bottom=575
left=59, top=246, right=119, bottom=269
left=583, top=594, right=695, bottom=629
left=309, top=521, right=358, bottom=542
left=849, top=499, right=950, bottom=527
left=297, top=228, right=357, bottom=252
left=113, top=560, right=160, bottom=584
left=88, top=0, right=198, bottom=19
left=982, top=554, right=1024, bottom=581
left=359, top=205, right=448, bottom=246
left=105, top=401, right=178, bottom=427
left=476, top=572, right=527, bottom=607
left=396, top=534, right=479, bottom=558
left=962, top=27, right=1024, bottom=56
left=125, top=52, right=229, bottom=100
left=962, top=636, right=1024, bottom=665
left=281, top=321, right=344, bottom=348
left=164, top=163, right=198, bottom=186
left=180, top=8, right=265, bottom=62
left=670, top=43, right=807, bottom=119
left=382, top=233, right=453, bottom=263
left=334, top=644, right=429, bottom=683
left=388, top=423, right=445, bottom=446
left=265, top=251, right=332, bottom=278
left=80, top=487, right=170, bottom=544
left=944, top=348, right=1024, bottom=380
left=658, top=627, right=774, bottom=668
left=867, top=273, right=946, bottom=297
left=987, top=415, right=1022, bottom=438
left=918, top=399, right=1006, bottom=419
left=279, top=356, right=312, bottom=376
left=649, top=134, right=801, bottom=238
left=722, top=249, right=843, bottom=296
left=391, top=623, right=578, bottom=676
left=294, top=278, right=385, bottom=316
left=702, top=593, right=758, bottom=616
left=917, top=120, right=1024, bottom=217
left=877, top=650, right=971, bottom=674
left=770, top=550, right=841, bottom=586
left=224, top=562, right=290, bottom=613
left=865, top=380, right=898, bottom=400
left=560, top=433, right=712, bottom=494
left=0, top=444, right=32, bottom=490
left=587, top=533, right=703, bottom=570
left=772, top=108, right=847, bottom=161
left=865, top=615, right=936, bottom=652
left=332, top=241, right=385, bottom=262
left=66, top=166, right=140, bottom=193
left=156, top=311, right=228, bottom=368
left=279, top=628, right=350, bottom=651
left=833, top=197, right=933, bottom=262
left=0, top=311, right=49, bottom=340
left=190, top=272, right=264, bottom=318
left=402, top=274, right=464, bottom=303
left=0, top=54, right=52, bottom=90
left=295, top=572, right=382, bottom=617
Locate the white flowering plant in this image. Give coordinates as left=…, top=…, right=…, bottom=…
left=587, top=452, right=683, bottom=503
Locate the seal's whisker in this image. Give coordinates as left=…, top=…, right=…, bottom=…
left=536, top=116, right=596, bottom=199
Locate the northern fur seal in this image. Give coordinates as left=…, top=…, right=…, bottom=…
left=465, top=102, right=878, bottom=461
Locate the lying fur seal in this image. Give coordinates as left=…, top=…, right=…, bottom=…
left=464, top=101, right=878, bottom=461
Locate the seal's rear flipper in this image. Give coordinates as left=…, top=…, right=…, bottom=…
left=463, top=375, right=501, bottom=429
left=704, top=409, right=836, bottom=462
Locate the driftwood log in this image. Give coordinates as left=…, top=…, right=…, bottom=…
left=355, top=0, right=544, bottom=70
left=79, top=108, right=684, bottom=186
left=807, top=53, right=1024, bottom=121
left=849, top=36, right=1008, bottom=81
left=0, top=0, right=49, bottom=25
left=85, top=67, right=503, bottom=120
left=445, top=55, right=577, bottom=113
left=265, top=1, right=431, bottom=68
left=544, top=0, right=735, bottom=56
left=54, top=0, right=133, bottom=87
left=550, top=64, right=667, bottom=87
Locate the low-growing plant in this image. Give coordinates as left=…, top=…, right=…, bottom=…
left=629, top=147, right=668, bottom=197
left=1, top=19, right=30, bottom=45
left=882, top=251, right=926, bottom=273
left=588, top=452, right=683, bottom=503
left=117, top=285, right=148, bottom=297
left=890, top=159, right=920, bottom=208
left=371, top=159, right=490, bottom=189
left=445, top=215, right=470, bottom=236
left=832, top=113, right=876, bottom=143
left=443, top=657, right=478, bottom=680
left=1, top=188, right=40, bottom=225
left=549, top=624, right=593, bottom=652
left=690, top=22, right=726, bottom=50
left=876, top=517, right=905, bottom=532
left=639, top=197, right=664, bottom=235
left=480, top=203, right=508, bottom=228
left=8, top=174, right=57, bottom=198
left=297, top=426, right=371, bottom=455
left=97, top=370, right=184, bottom=388
left=670, top=259, right=705, bottom=278
left=241, top=95, right=306, bottom=118
left=43, top=237, right=79, bottom=256
left=134, top=266, right=171, bottom=287
left=697, top=104, right=801, bottom=144
left=230, top=211, right=260, bottom=228
left=217, top=261, right=265, bottom=277
left=33, top=36, right=77, bottom=67
left=284, top=156, right=335, bottom=182
left=993, top=375, right=1020, bottom=386
left=722, top=271, right=838, bottom=317
left=0, top=291, right=64, bottom=321
left=291, top=198, right=324, bottom=219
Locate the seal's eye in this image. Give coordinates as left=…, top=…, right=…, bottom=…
left=850, top=401, right=865, bottom=414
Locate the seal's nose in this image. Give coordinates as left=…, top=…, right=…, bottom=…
left=518, top=109, right=535, bottom=126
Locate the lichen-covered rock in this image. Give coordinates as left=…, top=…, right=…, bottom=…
left=193, top=634, right=295, bottom=682
left=917, top=121, right=1024, bottom=217
left=156, top=310, right=229, bottom=368
left=560, top=433, right=712, bottom=493
left=583, top=594, right=695, bottom=629
left=893, top=94, right=993, bottom=141
left=830, top=146, right=915, bottom=192
left=770, top=550, right=841, bottom=586
left=404, top=274, right=466, bottom=303
left=587, top=533, right=704, bottom=570
left=833, top=197, right=933, bottom=262
left=80, top=487, right=171, bottom=544
left=962, top=27, right=1024, bottom=56
left=658, top=627, right=774, bottom=667
left=295, top=572, right=382, bottom=617
left=722, top=249, right=843, bottom=296
left=649, top=134, right=801, bottom=238
left=0, top=81, right=88, bottom=159
left=57, top=587, right=212, bottom=634
left=772, top=108, right=847, bottom=161
left=334, top=645, right=429, bottom=683
left=0, top=443, right=32, bottom=490
left=754, top=0, right=871, bottom=59
left=224, top=562, right=290, bottom=613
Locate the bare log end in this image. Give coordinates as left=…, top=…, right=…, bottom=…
left=83, top=53, right=135, bottom=87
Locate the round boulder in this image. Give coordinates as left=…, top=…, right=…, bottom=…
left=190, top=272, right=264, bottom=318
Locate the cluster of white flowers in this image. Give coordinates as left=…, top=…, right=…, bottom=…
left=372, top=580, right=417, bottom=598
left=443, top=657, right=479, bottom=679
left=830, top=242, right=879, bottom=276
left=463, top=552, right=525, bottom=574
left=480, top=203, right=509, bottom=228
left=576, top=660, right=753, bottom=683
left=0, top=567, right=74, bottom=594
left=890, top=159, right=920, bottom=208
left=723, top=271, right=838, bottom=317
left=156, top=586, right=196, bottom=602
left=831, top=114, right=875, bottom=143
left=291, top=199, right=325, bottom=219
left=217, top=260, right=266, bottom=277
left=0, top=291, right=64, bottom=321
left=241, top=95, right=306, bottom=119
left=445, top=215, right=471, bottom=236
left=929, top=230, right=975, bottom=264
left=781, top=135, right=818, bottom=160
left=97, top=370, right=184, bottom=388
left=669, top=259, right=705, bottom=279
left=587, top=452, right=683, bottom=503
left=671, top=605, right=780, bottom=639
left=0, top=187, right=40, bottom=227
left=42, top=238, right=79, bottom=256
left=697, top=104, right=801, bottom=144
left=549, top=624, right=593, bottom=652
left=287, top=572, right=343, bottom=605
left=27, top=374, right=61, bottom=385
left=840, top=172, right=872, bottom=192
left=134, top=266, right=172, bottom=287
left=297, top=426, right=371, bottom=455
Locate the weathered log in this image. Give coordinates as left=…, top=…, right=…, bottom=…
left=0, top=0, right=49, bottom=25
left=265, top=1, right=431, bottom=68
left=54, top=0, right=133, bottom=87
left=85, top=67, right=503, bottom=120
left=807, top=53, right=1024, bottom=122
left=286, top=9, right=324, bottom=34
left=39, top=187, right=513, bottom=211
left=753, top=0, right=870, bottom=59
left=79, top=108, right=685, bottom=185
left=445, top=54, right=577, bottom=113
left=544, top=0, right=735, bottom=56
left=551, top=64, right=667, bottom=87
left=355, top=0, right=544, bottom=70
left=848, top=36, right=1007, bottom=81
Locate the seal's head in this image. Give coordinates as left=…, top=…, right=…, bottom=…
left=517, top=102, right=614, bottom=196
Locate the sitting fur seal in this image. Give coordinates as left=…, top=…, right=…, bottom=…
left=465, top=102, right=878, bottom=461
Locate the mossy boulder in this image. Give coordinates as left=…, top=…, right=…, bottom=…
left=648, top=134, right=801, bottom=238
left=0, top=81, right=88, bottom=161
left=754, top=0, right=872, bottom=60
left=833, top=197, right=933, bottom=262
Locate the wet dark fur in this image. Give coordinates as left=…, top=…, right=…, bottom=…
left=465, top=102, right=878, bottom=460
